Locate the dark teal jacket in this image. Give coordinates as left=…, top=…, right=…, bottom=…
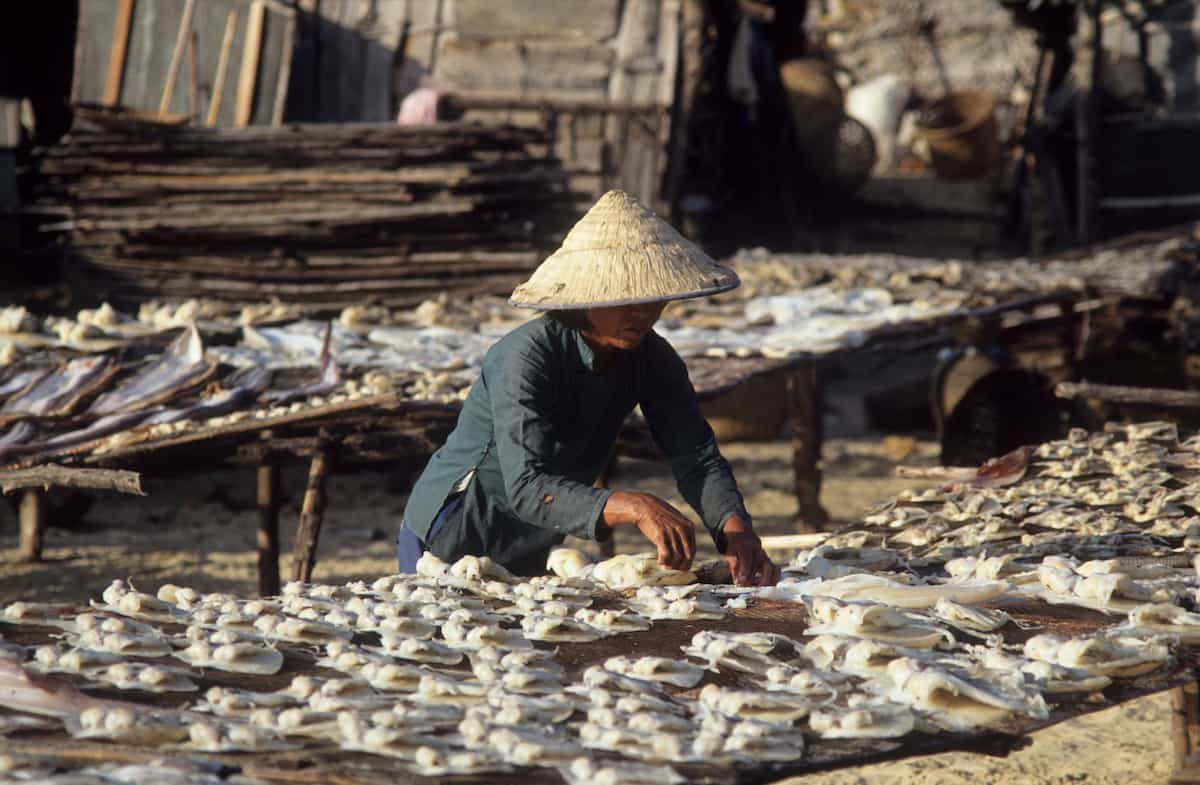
left=402, top=316, right=750, bottom=575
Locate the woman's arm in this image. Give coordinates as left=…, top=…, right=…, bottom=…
left=597, top=490, right=696, bottom=571
left=491, top=339, right=613, bottom=541
left=638, top=334, right=778, bottom=585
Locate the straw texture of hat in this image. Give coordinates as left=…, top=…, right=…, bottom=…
left=509, top=189, right=739, bottom=309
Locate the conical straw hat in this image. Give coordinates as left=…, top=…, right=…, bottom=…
left=509, top=189, right=739, bottom=309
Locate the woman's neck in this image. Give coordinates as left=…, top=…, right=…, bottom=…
left=579, top=330, right=620, bottom=373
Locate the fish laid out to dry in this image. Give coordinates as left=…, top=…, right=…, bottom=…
left=260, top=325, right=342, bottom=406
left=89, top=326, right=217, bottom=416
left=0, top=355, right=118, bottom=423
left=138, top=367, right=272, bottom=428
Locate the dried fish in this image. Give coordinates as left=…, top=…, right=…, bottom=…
left=561, top=757, right=684, bottom=785
left=92, top=662, right=198, bottom=693
left=174, top=640, right=283, bottom=675
left=547, top=548, right=592, bottom=579
left=184, top=719, right=295, bottom=752
left=884, top=657, right=1048, bottom=730
left=591, top=553, right=696, bottom=588
left=0, top=356, right=117, bottom=421
left=260, top=335, right=343, bottom=407
left=773, top=573, right=1009, bottom=609
left=74, top=629, right=171, bottom=658
left=522, top=613, right=606, bottom=643
left=139, top=367, right=271, bottom=428
left=90, top=326, right=216, bottom=416
left=809, top=699, right=915, bottom=739
left=698, top=683, right=811, bottom=724
left=1024, top=632, right=1172, bottom=677
left=574, top=607, right=652, bottom=633
left=378, top=635, right=464, bottom=665
left=1126, top=603, right=1200, bottom=641
left=603, top=656, right=705, bottom=688
left=69, top=705, right=190, bottom=745
left=1, top=601, right=77, bottom=628
left=932, top=598, right=1011, bottom=633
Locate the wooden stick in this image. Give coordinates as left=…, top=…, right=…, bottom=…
left=292, top=443, right=329, bottom=583
left=235, top=0, right=267, bottom=128
left=159, top=0, right=196, bottom=117
left=207, top=8, right=239, bottom=127
left=103, top=0, right=137, bottom=107
left=18, top=489, right=46, bottom=562
left=257, top=461, right=281, bottom=597
left=271, top=9, right=298, bottom=126
left=895, top=466, right=976, bottom=481
left=1175, top=686, right=1194, bottom=770
left=0, top=465, right=144, bottom=495
left=1055, top=381, right=1200, bottom=408
left=1188, top=681, right=1200, bottom=767
left=760, top=532, right=830, bottom=551
left=187, top=29, right=199, bottom=121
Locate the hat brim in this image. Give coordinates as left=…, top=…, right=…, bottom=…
left=509, top=268, right=740, bottom=310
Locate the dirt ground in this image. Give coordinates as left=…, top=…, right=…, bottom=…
left=0, top=435, right=1173, bottom=784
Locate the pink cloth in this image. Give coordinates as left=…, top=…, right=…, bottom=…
left=397, top=88, right=440, bottom=126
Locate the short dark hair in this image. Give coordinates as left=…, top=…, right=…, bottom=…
left=545, top=310, right=589, bottom=330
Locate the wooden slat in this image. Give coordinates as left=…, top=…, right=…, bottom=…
left=103, top=0, right=136, bottom=106
left=234, top=0, right=266, bottom=128
left=207, top=8, right=239, bottom=126
left=158, top=0, right=196, bottom=117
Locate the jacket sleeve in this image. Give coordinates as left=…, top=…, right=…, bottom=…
left=491, top=337, right=612, bottom=541
left=638, top=334, right=751, bottom=548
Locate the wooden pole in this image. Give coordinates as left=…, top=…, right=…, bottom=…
left=0, top=465, right=144, bottom=496
left=103, top=0, right=136, bottom=107
left=760, top=532, right=830, bottom=551
left=235, top=0, right=267, bottom=128
left=292, top=445, right=329, bottom=583
left=788, top=364, right=830, bottom=532
left=1075, top=0, right=1102, bottom=243
left=207, top=8, right=239, bottom=127
left=18, top=489, right=46, bottom=562
left=1174, top=682, right=1200, bottom=772
left=1055, top=381, right=1200, bottom=408
left=257, top=462, right=281, bottom=597
left=158, top=0, right=196, bottom=117
left=187, top=30, right=199, bottom=122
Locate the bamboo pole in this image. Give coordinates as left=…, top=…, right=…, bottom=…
left=187, top=30, right=199, bottom=121
left=1055, top=381, right=1200, bottom=408
left=103, top=0, right=136, bottom=107
left=257, top=461, right=281, bottom=597
left=207, top=9, right=239, bottom=127
left=18, top=489, right=46, bottom=562
left=292, top=444, right=329, bottom=583
left=235, top=0, right=267, bottom=128
left=158, top=0, right=196, bottom=117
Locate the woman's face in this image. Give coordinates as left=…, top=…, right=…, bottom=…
left=582, top=302, right=667, bottom=351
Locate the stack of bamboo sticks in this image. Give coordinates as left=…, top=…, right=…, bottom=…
left=31, top=118, right=576, bottom=310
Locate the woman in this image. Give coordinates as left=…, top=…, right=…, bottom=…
left=397, top=190, right=779, bottom=587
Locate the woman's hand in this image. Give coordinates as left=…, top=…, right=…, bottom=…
left=720, top=516, right=779, bottom=587
left=601, top=491, right=696, bottom=571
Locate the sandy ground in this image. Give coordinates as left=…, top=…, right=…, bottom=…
left=0, top=438, right=1174, bottom=783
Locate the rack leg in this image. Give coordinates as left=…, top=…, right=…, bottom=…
left=1173, top=683, right=1200, bottom=783
left=257, top=462, right=281, bottom=596
left=788, top=364, right=830, bottom=532
left=291, top=448, right=329, bottom=583
left=18, top=488, right=46, bottom=563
